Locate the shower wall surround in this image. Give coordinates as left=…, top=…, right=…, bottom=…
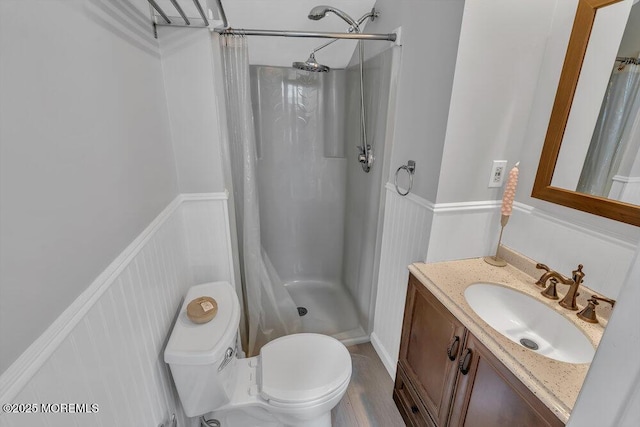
left=249, top=46, right=398, bottom=335
left=251, top=66, right=348, bottom=283
left=0, top=195, right=233, bottom=427
left=343, top=48, right=399, bottom=331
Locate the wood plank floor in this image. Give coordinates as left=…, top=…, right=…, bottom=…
left=332, top=342, right=405, bottom=427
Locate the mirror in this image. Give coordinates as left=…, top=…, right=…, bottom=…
left=533, top=0, right=640, bottom=226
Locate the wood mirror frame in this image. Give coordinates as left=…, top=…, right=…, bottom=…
left=532, top=0, right=640, bottom=227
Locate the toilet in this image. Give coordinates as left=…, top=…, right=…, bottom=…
left=164, top=281, right=352, bottom=427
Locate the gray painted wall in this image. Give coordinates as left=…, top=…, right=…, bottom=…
left=437, top=0, right=556, bottom=204
left=158, top=27, right=226, bottom=193
left=0, top=0, right=179, bottom=373
left=364, top=0, right=465, bottom=201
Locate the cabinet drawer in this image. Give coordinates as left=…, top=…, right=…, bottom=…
left=394, top=364, right=435, bottom=427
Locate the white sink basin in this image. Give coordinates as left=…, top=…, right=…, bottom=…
left=464, top=283, right=595, bottom=364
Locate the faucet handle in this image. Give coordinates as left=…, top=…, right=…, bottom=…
left=577, top=295, right=616, bottom=324
left=540, top=278, right=559, bottom=300
left=592, top=295, right=616, bottom=307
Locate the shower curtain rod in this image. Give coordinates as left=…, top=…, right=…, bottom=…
left=616, top=56, right=640, bottom=64
left=147, top=0, right=397, bottom=42
left=214, top=28, right=397, bottom=42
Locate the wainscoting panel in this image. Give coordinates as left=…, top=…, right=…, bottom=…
left=426, top=201, right=501, bottom=262
left=610, top=176, right=640, bottom=205
left=371, top=185, right=433, bottom=378
left=426, top=199, right=636, bottom=297
left=505, top=203, right=637, bottom=299
left=181, top=192, right=235, bottom=287
left=0, top=194, right=231, bottom=427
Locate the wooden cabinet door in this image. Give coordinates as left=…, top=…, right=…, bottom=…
left=448, top=334, right=564, bottom=427
left=398, top=274, right=467, bottom=426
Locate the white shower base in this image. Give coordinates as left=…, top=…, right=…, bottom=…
left=285, top=280, right=369, bottom=346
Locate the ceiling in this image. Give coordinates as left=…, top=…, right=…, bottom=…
left=152, top=0, right=377, bottom=68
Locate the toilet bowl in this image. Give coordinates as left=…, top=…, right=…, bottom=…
left=164, top=282, right=352, bottom=427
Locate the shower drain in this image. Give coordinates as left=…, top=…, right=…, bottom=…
left=520, top=338, right=539, bottom=351
left=297, top=307, right=308, bottom=316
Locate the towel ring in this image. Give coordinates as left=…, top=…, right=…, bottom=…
left=394, top=160, right=416, bottom=196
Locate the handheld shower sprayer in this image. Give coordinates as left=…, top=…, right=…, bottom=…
left=308, top=6, right=360, bottom=30
left=297, top=5, right=376, bottom=172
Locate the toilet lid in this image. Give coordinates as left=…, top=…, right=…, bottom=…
left=259, top=333, right=352, bottom=404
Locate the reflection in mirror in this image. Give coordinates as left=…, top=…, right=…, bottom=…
left=553, top=0, right=640, bottom=203
left=577, top=2, right=640, bottom=202
left=533, top=0, right=640, bottom=226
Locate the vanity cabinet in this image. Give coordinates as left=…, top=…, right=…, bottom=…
left=393, top=274, right=564, bottom=427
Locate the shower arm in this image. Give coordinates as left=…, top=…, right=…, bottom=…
left=305, top=8, right=378, bottom=173
left=210, top=0, right=395, bottom=41
left=311, top=9, right=379, bottom=54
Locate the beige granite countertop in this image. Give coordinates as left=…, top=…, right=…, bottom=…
left=408, top=256, right=607, bottom=423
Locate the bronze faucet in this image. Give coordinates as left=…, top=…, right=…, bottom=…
left=535, top=264, right=585, bottom=311
left=535, top=263, right=574, bottom=287
left=559, top=264, right=585, bottom=310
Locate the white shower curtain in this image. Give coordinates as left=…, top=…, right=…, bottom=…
left=219, top=35, right=301, bottom=355
left=577, top=62, right=640, bottom=196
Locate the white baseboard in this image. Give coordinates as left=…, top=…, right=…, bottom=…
left=370, top=332, right=396, bottom=380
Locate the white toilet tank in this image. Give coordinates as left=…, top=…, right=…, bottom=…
left=165, top=282, right=241, bottom=417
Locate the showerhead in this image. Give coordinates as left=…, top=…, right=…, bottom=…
left=308, top=5, right=359, bottom=28
left=292, top=53, right=330, bottom=73
left=308, top=5, right=330, bottom=20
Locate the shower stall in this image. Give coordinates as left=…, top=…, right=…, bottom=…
left=248, top=46, right=399, bottom=345
left=202, top=0, right=401, bottom=354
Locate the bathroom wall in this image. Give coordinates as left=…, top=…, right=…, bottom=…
left=0, top=195, right=233, bottom=427
left=436, top=0, right=556, bottom=204
left=420, top=0, right=639, bottom=297
left=371, top=0, right=640, bottom=380
left=365, top=0, right=466, bottom=202
left=568, top=241, right=640, bottom=426
left=504, top=0, right=640, bottom=297
left=342, top=47, right=399, bottom=332
left=0, top=0, right=179, bottom=373
left=371, top=187, right=433, bottom=374
left=158, top=26, right=226, bottom=193
left=366, top=0, right=466, bottom=377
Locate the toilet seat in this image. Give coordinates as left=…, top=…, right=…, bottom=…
left=259, top=333, right=352, bottom=405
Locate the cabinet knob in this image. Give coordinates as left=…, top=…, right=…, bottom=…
left=411, top=405, right=419, bottom=414
left=459, top=348, right=473, bottom=375
left=447, top=335, right=460, bottom=361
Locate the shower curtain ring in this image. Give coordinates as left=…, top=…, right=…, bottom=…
left=394, top=160, right=415, bottom=196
